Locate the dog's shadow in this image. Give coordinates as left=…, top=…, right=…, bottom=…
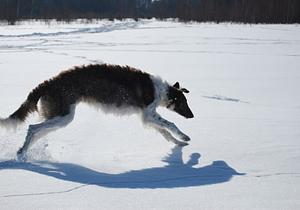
left=0, top=146, right=245, bottom=189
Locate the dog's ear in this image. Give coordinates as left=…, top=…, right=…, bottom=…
left=173, top=82, right=180, bottom=89
left=181, top=88, right=190, bottom=93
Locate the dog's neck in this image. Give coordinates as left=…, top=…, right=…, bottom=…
left=150, top=75, right=170, bottom=107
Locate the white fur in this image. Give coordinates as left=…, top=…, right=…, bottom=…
left=143, top=76, right=191, bottom=143
left=150, top=75, right=169, bottom=106
left=82, top=98, right=142, bottom=117
left=0, top=117, right=22, bottom=130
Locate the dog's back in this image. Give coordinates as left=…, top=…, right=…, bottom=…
left=57, top=64, right=155, bottom=108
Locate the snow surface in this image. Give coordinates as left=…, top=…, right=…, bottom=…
left=0, top=19, right=299, bottom=210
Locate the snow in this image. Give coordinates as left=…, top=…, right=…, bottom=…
left=0, top=19, right=300, bottom=209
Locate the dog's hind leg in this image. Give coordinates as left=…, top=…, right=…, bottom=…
left=17, top=105, right=76, bottom=161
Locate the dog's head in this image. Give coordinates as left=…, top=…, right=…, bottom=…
left=166, top=82, right=194, bottom=119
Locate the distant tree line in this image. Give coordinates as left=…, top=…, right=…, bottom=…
left=0, top=0, right=299, bottom=24
left=152, top=0, right=300, bottom=23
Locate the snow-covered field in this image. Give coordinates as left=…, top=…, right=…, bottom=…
left=0, top=19, right=299, bottom=209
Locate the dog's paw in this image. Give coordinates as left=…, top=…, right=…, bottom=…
left=180, top=134, right=191, bottom=142
left=16, top=148, right=28, bottom=162
left=16, top=153, right=28, bottom=162
left=176, top=141, right=189, bottom=147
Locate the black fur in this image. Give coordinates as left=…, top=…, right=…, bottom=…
left=10, top=64, right=155, bottom=120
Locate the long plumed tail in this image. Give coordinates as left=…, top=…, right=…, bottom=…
left=0, top=83, right=46, bottom=129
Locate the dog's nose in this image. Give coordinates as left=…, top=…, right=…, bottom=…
left=186, top=112, right=194, bottom=119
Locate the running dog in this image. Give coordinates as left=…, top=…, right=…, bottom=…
left=0, top=64, right=194, bottom=160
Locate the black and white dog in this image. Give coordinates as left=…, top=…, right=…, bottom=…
left=0, top=64, right=194, bottom=160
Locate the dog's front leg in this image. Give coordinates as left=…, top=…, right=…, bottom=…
left=157, top=128, right=188, bottom=146
left=143, top=110, right=190, bottom=142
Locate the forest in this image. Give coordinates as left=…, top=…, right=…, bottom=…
left=0, top=0, right=299, bottom=24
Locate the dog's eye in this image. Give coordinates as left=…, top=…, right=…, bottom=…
left=167, top=98, right=177, bottom=109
